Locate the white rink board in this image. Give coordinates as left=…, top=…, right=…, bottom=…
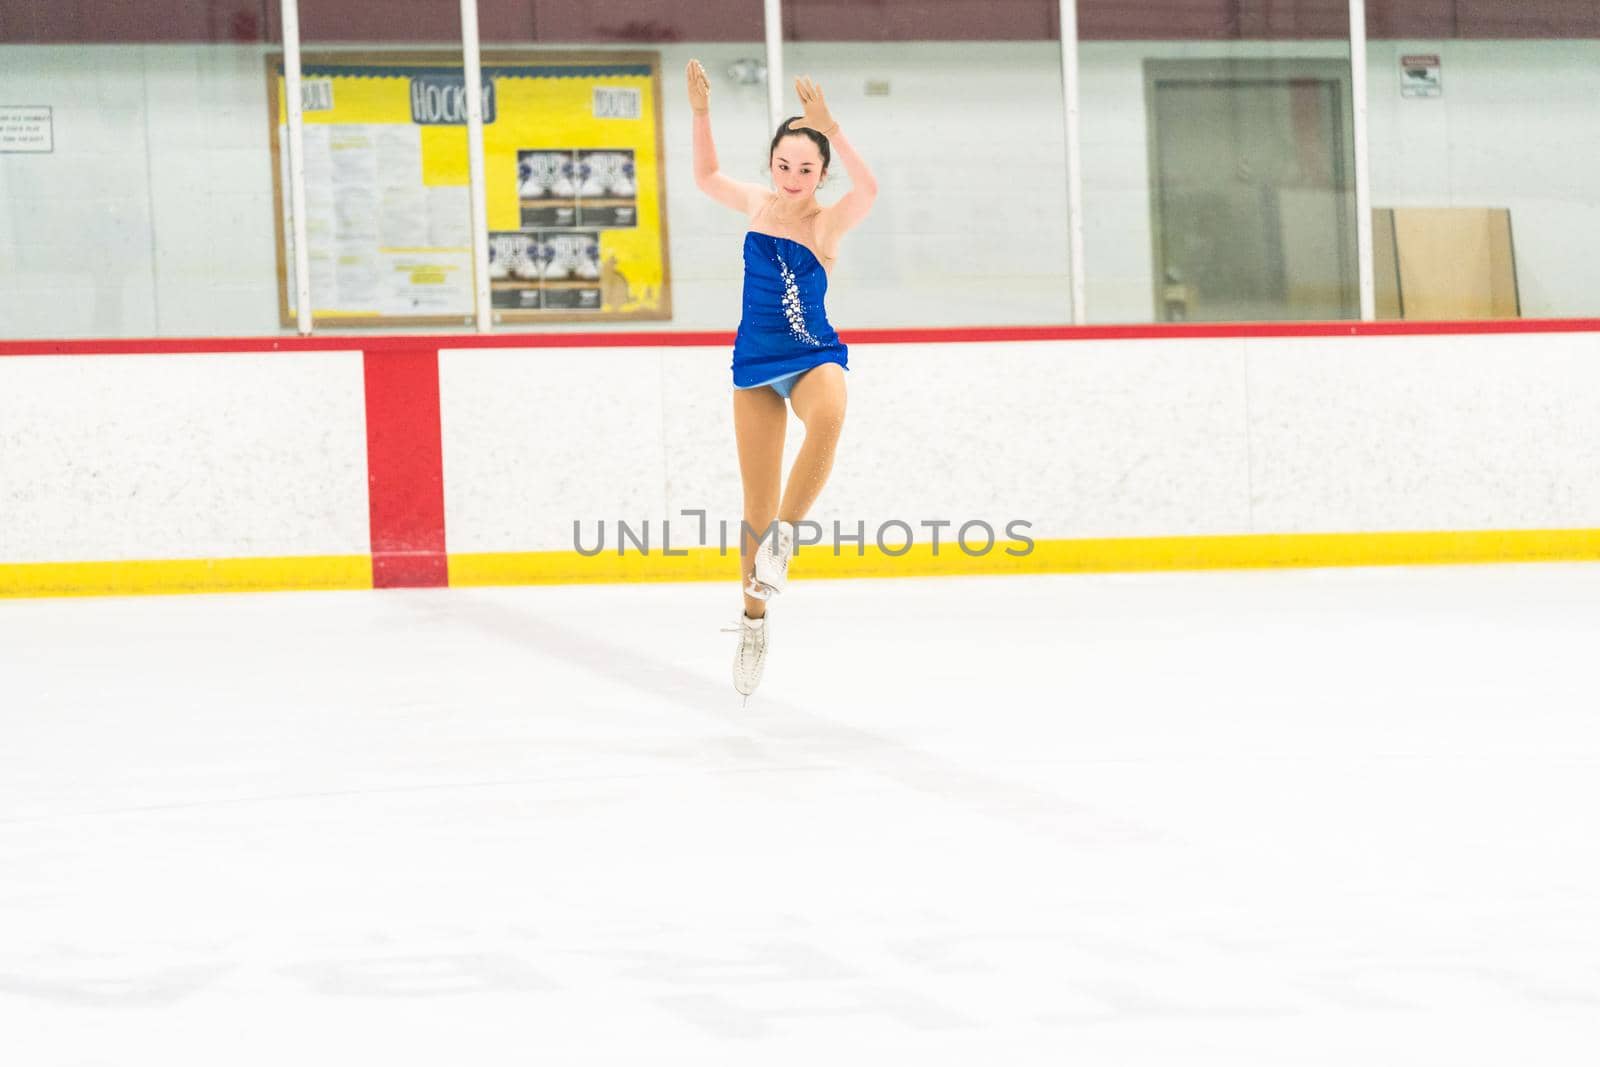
left=1246, top=332, right=1600, bottom=532
left=0, top=351, right=370, bottom=563
left=438, top=346, right=674, bottom=556
left=5, top=330, right=1598, bottom=569
left=440, top=331, right=1600, bottom=555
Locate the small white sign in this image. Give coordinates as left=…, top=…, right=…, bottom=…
left=0, top=105, right=53, bottom=153
left=301, top=79, right=334, bottom=112
left=593, top=86, right=641, bottom=120
left=1401, top=54, right=1442, bottom=98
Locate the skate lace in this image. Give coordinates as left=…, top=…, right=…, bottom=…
left=764, top=526, right=795, bottom=576
left=719, top=618, right=769, bottom=659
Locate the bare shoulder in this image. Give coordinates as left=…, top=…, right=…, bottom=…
left=745, top=189, right=776, bottom=225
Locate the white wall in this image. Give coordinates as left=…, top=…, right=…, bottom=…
left=0, top=45, right=281, bottom=338
left=1077, top=39, right=1353, bottom=322
left=1364, top=40, right=1600, bottom=320
left=3, top=39, right=1598, bottom=339
left=1078, top=38, right=1600, bottom=322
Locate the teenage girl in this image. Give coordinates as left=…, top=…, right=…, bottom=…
left=687, top=58, right=878, bottom=699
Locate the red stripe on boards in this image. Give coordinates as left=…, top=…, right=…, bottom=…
left=362, top=347, right=448, bottom=588
left=8, top=318, right=1600, bottom=357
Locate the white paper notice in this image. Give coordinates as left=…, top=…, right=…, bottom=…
left=309, top=248, right=337, bottom=305
left=383, top=253, right=473, bottom=315
left=377, top=125, right=422, bottom=183
left=380, top=186, right=428, bottom=248
left=328, top=125, right=378, bottom=186
left=280, top=121, right=471, bottom=318
left=426, top=185, right=471, bottom=249
left=0, top=105, right=53, bottom=153
left=336, top=251, right=380, bottom=306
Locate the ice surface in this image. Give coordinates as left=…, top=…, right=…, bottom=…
left=2, top=565, right=1598, bottom=1064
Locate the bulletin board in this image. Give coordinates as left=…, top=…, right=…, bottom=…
left=266, top=50, right=672, bottom=327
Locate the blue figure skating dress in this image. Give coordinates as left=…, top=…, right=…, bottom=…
left=731, top=230, right=849, bottom=390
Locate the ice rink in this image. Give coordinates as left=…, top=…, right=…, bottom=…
left=3, top=564, right=1599, bottom=1064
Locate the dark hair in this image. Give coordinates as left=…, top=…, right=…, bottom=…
left=767, top=115, right=831, bottom=176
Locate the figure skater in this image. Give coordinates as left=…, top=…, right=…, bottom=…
left=687, top=58, right=878, bottom=700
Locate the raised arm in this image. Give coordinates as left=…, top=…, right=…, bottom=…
left=791, top=76, right=877, bottom=235
left=687, top=59, right=768, bottom=216
left=821, top=125, right=877, bottom=233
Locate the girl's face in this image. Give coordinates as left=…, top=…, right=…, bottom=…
left=771, top=135, right=825, bottom=199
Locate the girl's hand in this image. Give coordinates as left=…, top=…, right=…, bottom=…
left=788, top=75, right=838, bottom=137
left=687, top=58, right=710, bottom=114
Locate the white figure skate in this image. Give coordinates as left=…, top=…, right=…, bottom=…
left=748, top=519, right=796, bottom=599
left=578, top=158, right=608, bottom=198
left=552, top=158, right=578, bottom=198
left=576, top=239, right=601, bottom=280
left=513, top=252, right=541, bottom=282
left=541, top=239, right=570, bottom=279
left=720, top=610, right=770, bottom=701
left=611, top=155, right=636, bottom=198
left=517, top=159, right=545, bottom=199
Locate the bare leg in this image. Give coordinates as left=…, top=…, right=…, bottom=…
left=733, top=384, right=788, bottom=618
left=778, top=363, right=848, bottom=524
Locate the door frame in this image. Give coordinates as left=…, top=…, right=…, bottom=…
left=1143, top=57, right=1360, bottom=322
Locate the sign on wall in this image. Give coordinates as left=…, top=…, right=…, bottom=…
left=0, top=106, right=53, bottom=153
left=1400, top=54, right=1442, bottom=98
left=267, top=51, right=672, bottom=327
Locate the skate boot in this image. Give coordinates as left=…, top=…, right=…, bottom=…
left=517, top=158, right=545, bottom=199
left=720, top=610, right=770, bottom=699
left=576, top=239, right=601, bottom=280
left=749, top=519, right=796, bottom=599
left=578, top=157, right=608, bottom=198
left=552, top=158, right=578, bottom=198
left=513, top=245, right=542, bottom=282
left=611, top=156, right=636, bottom=197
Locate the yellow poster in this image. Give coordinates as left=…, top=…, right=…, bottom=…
left=268, top=50, right=671, bottom=327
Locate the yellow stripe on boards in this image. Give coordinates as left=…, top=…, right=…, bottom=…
left=1005, top=528, right=1600, bottom=574
left=4, top=529, right=1598, bottom=599
left=0, top=556, right=373, bottom=599
left=448, top=528, right=1600, bottom=588
left=449, top=546, right=735, bottom=587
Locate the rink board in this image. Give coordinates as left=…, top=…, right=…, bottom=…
left=3, top=322, right=1600, bottom=596
left=0, top=349, right=372, bottom=597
